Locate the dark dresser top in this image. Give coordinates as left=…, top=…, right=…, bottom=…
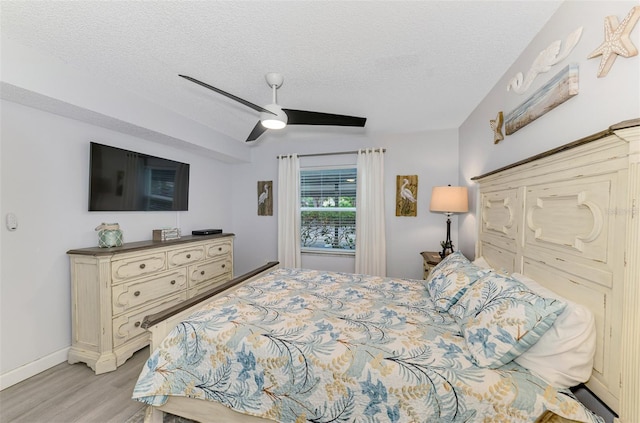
left=67, top=233, right=234, bottom=256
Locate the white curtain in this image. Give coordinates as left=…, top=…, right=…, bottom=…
left=277, top=154, right=301, bottom=268
left=355, top=148, right=386, bottom=276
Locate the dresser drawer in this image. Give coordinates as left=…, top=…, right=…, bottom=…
left=189, top=258, right=232, bottom=288
left=205, top=240, right=232, bottom=259
left=187, top=273, right=230, bottom=297
left=112, top=292, right=187, bottom=347
left=167, top=245, right=205, bottom=268
left=112, top=269, right=187, bottom=315
left=112, top=252, right=166, bottom=283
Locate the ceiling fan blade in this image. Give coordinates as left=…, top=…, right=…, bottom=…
left=246, top=121, right=268, bottom=142
left=283, top=109, right=366, bottom=127
left=179, top=75, right=275, bottom=115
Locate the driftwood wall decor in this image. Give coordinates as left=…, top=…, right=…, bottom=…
left=505, top=64, right=579, bottom=135
left=507, top=27, right=582, bottom=94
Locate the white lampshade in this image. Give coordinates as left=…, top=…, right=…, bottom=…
left=430, top=186, right=469, bottom=214
left=260, top=103, right=288, bottom=129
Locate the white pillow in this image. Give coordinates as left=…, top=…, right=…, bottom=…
left=472, top=256, right=510, bottom=276
left=472, top=256, right=492, bottom=269
left=511, top=273, right=596, bottom=388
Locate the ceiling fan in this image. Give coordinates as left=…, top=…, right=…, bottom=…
left=179, top=73, right=367, bottom=142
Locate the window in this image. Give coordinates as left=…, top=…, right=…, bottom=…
left=300, top=167, right=356, bottom=252
left=145, top=168, right=176, bottom=211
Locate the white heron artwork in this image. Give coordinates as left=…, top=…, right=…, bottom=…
left=257, top=181, right=272, bottom=216
left=396, top=175, right=418, bottom=216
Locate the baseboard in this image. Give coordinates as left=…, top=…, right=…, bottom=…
left=0, top=346, right=70, bottom=391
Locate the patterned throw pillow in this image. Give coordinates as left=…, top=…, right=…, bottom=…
left=426, top=251, right=490, bottom=312
left=450, top=273, right=567, bottom=368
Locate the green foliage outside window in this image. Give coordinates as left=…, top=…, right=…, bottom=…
left=300, top=167, right=357, bottom=252
left=301, top=210, right=355, bottom=249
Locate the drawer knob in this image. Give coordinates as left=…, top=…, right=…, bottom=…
left=200, top=270, right=205, bottom=275
left=218, top=247, right=222, bottom=251
left=134, top=290, right=141, bottom=297
left=170, top=280, right=176, bottom=285
left=134, top=321, right=141, bottom=328
left=221, top=264, right=225, bottom=268
left=186, top=254, right=191, bottom=259
left=139, top=263, right=146, bottom=269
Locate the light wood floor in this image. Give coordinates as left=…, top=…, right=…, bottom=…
left=0, top=347, right=150, bottom=423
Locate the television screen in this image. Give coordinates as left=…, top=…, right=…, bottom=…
left=89, top=142, right=189, bottom=211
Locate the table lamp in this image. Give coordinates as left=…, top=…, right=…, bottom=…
left=430, top=185, right=469, bottom=258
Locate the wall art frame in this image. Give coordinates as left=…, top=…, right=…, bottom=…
left=396, top=175, right=418, bottom=217
left=257, top=180, right=273, bottom=216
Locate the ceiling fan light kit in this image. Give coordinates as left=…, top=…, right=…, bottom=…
left=179, top=72, right=366, bottom=142
left=261, top=104, right=287, bottom=129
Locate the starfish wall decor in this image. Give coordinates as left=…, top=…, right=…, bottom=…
left=490, top=111, right=504, bottom=144
left=588, top=5, right=640, bottom=77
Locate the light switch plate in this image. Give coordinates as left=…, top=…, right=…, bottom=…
left=6, top=213, right=18, bottom=231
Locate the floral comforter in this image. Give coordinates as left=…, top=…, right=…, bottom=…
left=132, top=268, right=603, bottom=423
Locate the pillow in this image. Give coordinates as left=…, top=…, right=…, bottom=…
left=511, top=273, right=596, bottom=388
left=472, top=256, right=492, bottom=269
left=426, top=251, right=490, bottom=312
left=450, top=272, right=567, bottom=368
left=473, top=256, right=511, bottom=276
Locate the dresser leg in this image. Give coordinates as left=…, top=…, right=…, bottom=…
left=68, top=347, right=117, bottom=374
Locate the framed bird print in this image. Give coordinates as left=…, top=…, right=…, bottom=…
left=257, top=180, right=272, bottom=216
left=396, top=175, right=418, bottom=217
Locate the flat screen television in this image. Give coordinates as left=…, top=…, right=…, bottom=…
left=89, top=142, right=189, bottom=211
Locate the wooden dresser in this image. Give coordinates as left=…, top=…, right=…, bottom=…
left=67, top=233, right=234, bottom=374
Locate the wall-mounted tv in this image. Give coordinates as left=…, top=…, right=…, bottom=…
left=89, top=142, right=189, bottom=211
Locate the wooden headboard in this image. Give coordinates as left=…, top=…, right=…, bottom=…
left=472, top=119, right=639, bottom=423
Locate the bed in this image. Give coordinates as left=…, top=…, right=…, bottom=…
left=132, top=119, right=639, bottom=423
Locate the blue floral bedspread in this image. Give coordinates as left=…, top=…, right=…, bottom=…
left=132, top=268, right=603, bottom=423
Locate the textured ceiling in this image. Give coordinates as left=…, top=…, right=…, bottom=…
left=0, top=1, right=563, bottom=144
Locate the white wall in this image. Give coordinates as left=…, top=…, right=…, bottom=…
left=0, top=100, right=233, bottom=387
left=230, top=128, right=460, bottom=280
left=458, top=1, right=640, bottom=258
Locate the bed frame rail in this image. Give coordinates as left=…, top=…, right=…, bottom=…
left=141, top=261, right=279, bottom=329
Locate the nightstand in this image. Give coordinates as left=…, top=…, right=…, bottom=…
left=420, top=251, right=442, bottom=280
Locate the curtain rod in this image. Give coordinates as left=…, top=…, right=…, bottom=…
left=276, top=149, right=385, bottom=159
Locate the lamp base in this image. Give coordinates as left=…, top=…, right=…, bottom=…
left=439, top=246, right=454, bottom=259
left=439, top=216, right=455, bottom=258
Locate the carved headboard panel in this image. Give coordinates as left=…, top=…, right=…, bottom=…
left=478, top=188, right=519, bottom=273
left=472, top=119, right=639, bottom=423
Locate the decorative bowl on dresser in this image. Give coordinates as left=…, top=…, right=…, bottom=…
left=67, top=233, right=234, bottom=374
